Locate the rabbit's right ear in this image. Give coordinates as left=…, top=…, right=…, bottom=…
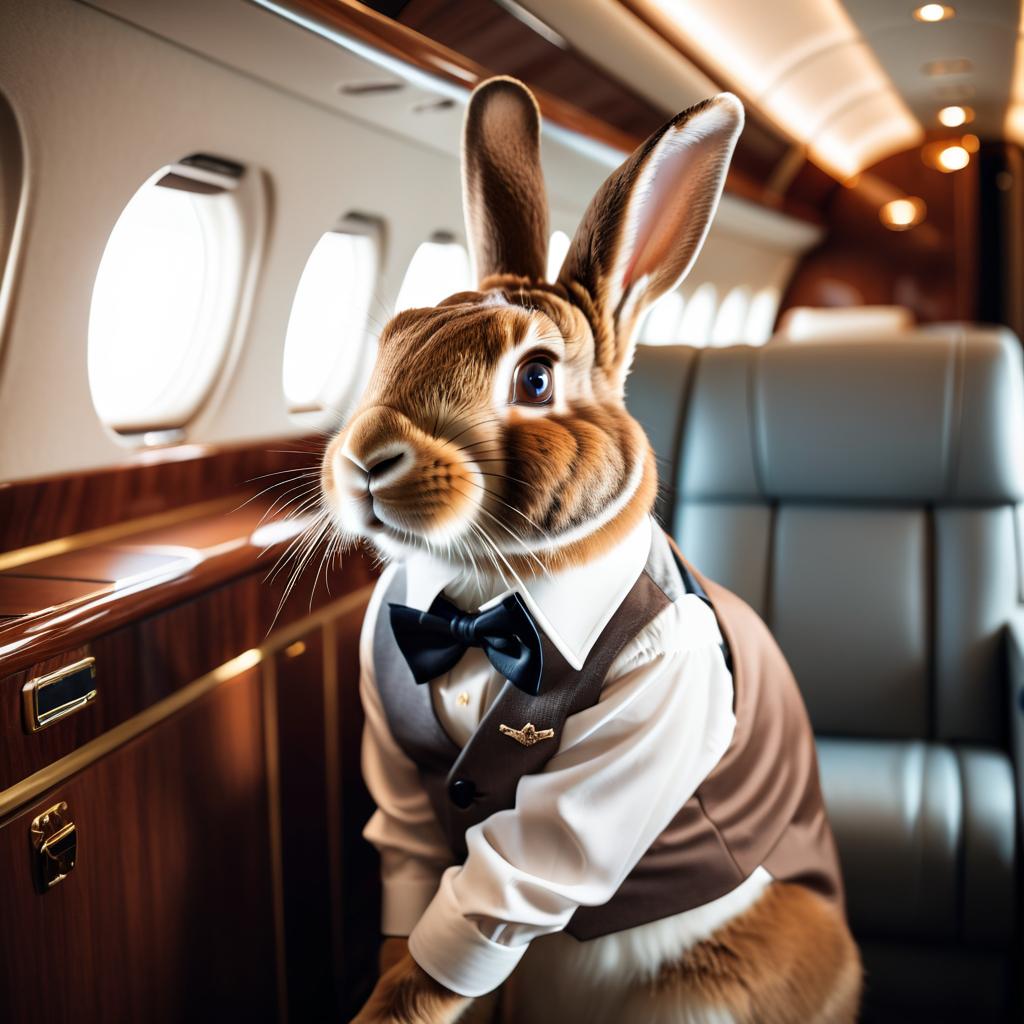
left=558, top=94, right=743, bottom=374
left=462, top=77, right=549, bottom=285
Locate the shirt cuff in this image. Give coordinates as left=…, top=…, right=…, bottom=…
left=381, top=874, right=443, bottom=936
left=408, top=869, right=529, bottom=997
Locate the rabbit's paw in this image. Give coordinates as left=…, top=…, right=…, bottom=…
left=351, top=952, right=471, bottom=1024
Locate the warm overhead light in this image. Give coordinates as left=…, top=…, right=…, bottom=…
left=937, top=144, right=970, bottom=171
left=937, top=104, right=973, bottom=127
left=961, top=133, right=980, bottom=153
left=880, top=197, right=926, bottom=231
left=913, top=4, right=955, bottom=22
left=638, top=0, right=921, bottom=182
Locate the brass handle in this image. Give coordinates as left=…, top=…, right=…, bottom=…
left=22, top=657, right=97, bottom=733
left=30, top=802, right=77, bottom=890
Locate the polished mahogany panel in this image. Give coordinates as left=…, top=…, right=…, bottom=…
left=0, top=545, right=375, bottom=792
left=0, top=503, right=375, bottom=678
left=332, top=606, right=381, bottom=1018
left=0, top=669, right=279, bottom=1023
left=275, top=628, right=340, bottom=1020
left=2, top=546, right=189, bottom=582
left=781, top=142, right=979, bottom=324
left=0, top=435, right=325, bottom=553
left=0, top=577, right=108, bottom=616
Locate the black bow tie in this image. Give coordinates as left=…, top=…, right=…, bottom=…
left=389, top=592, right=545, bottom=696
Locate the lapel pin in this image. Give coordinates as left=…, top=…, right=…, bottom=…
left=499, top=722, right=555, bottom=747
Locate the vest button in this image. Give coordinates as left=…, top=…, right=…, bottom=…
left=449, top=778, right=476, bottom=809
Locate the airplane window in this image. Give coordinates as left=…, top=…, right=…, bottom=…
left=547, top=229, right=571, bottom=281
left=395, top=235, right=471, bottom=311
left=639, top=290, right=686, bottom=345
left=88, top=161, right=245, bottom=436
left=710, top=286, right=751, bottom=346
left=744, top=287, right=781, bottom=345
left=282, top=227, right=378, bottom=414
left=678, top=283, right=718, bottom=346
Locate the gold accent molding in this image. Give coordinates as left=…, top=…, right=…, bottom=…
left=261, top=653, right=290, bottom=1024
left=0, top=584, right=375, bottom=822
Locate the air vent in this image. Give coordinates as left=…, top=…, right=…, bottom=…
left=922, top=58, right=972, bottom=76
left=412, top=98, right=456, bottom=115
left=157, top=154, right=244, bottom=194
left=338, top=80, right=405, bottom=96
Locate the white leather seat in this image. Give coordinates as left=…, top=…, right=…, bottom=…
left=627, top=326, right=1022, bottom=1022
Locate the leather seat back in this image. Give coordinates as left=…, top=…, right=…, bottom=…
left=631, top=327, right=1024, bottom=745
left=627, top=326, right=1023, bottom=1020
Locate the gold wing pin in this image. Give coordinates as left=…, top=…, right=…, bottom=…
left=499, top=722, right=555, bottom=747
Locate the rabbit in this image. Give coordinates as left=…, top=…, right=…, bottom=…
left=322, top=76, right=861, bottom=1024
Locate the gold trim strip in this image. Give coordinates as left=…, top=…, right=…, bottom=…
left=321, top=622, right=345, bottom=983
left=0, top=495, right=242, bottom=573
left=262, top=654, right=290, bottom=1024
left=0, top=584, right=374, bottom=822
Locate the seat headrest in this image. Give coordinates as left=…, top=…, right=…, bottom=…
left=776, top=305, right=914, bottom=341
left=676, top=326, right=1024, bottom=503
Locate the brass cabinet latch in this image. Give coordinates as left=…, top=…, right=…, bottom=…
left=30, top=802, right=77, bottom=891
left=22, top=657, right=97, bottom=733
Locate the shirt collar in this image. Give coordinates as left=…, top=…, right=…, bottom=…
left=401, top=515, right=653, bottom=671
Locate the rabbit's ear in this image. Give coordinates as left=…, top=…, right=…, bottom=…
left=462, top=77, right=549, bottom=284
left=558, top=94, right=743, bottom=372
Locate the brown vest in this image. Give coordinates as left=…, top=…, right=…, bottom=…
left=373, top=527, right=844, bottom=940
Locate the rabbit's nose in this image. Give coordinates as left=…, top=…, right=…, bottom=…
left=367, top=450, right=406, bottom=482
left=341, top=444, right=411, bottom=488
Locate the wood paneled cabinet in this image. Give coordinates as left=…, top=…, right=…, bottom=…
left=0, top=669, right=279, bottom=1022
left=0, top=584, right=378, bottom=1023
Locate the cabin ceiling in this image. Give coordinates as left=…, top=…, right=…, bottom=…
left=392, top=0, right=1024, bottom=184
left=843, top=0, right=1019, bottom=141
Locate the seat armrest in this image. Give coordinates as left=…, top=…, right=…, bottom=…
left=1006, top=610, right=1024, bottom=831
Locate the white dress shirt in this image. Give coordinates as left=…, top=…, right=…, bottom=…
left=359, top=515, right=738, bottom=997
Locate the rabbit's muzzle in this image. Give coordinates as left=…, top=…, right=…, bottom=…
left=323, top=405, right=485, bottom=543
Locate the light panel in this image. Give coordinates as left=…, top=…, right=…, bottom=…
left=638, top=0, right=921, bottom=180
left=1007, top=5, right=1024, bottom=144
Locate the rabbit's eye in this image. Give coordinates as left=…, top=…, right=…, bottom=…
left=513, top=357, right=554, bottom=405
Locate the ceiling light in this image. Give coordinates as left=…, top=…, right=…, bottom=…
left=961, top=133, right=980, bottom=153
left=880, top=197, right=926, bottom=230
left=936, top=144, right=970, bottom=171
left=937, top=104, right=972, bottom=127
left=913, top=4, right=955, bottom=22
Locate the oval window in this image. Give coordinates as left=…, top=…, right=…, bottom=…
left=395, top=236, right=471, bottom=312
left=745, top=287, right=781, bottom=345
left=87, top=158, right=246, bottom=435
left=640, top=291, right=686, bottom=345
left=678, top=283, right=718, bottom=346
left=282, top=225, right=378, bottom=414
left=547, top=229, right=571, bottom=282
left=711, top=286, right=751, bottom=347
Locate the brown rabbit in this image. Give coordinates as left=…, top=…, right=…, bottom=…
left=324, top=77, right=861, bottom=1024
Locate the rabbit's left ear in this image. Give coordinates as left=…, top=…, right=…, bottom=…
left=559, top=93, right=744, bottom=372
left=462, top=77, right=549, bottom=284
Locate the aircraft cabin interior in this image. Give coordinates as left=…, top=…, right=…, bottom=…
left=0, top=1, right=1022, bottom=1022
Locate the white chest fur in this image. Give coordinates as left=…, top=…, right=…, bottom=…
left=500, top=868, right=772, bottom=1024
